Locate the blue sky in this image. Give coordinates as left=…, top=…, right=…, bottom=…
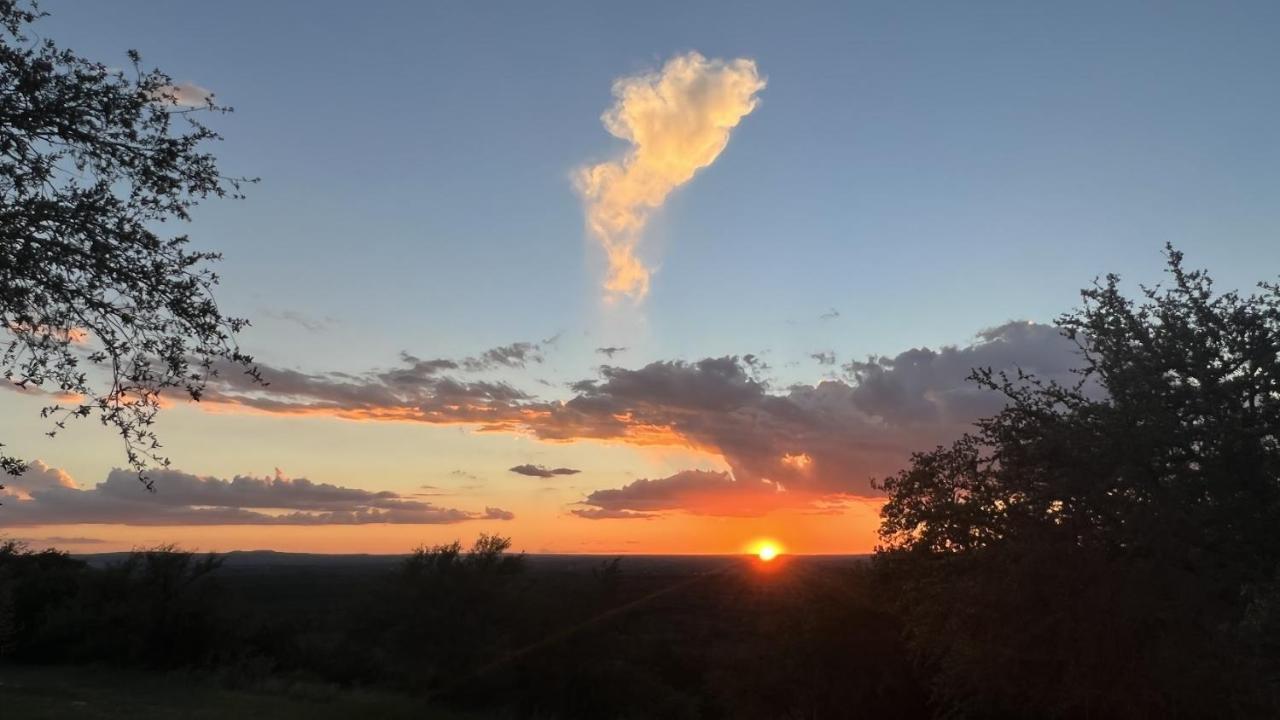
left=6, top=1, right=1277, bottom=552
left=38, top=1, right=1280, bottom=374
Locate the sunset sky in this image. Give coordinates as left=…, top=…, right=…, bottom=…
left=3, top=0, right=1278, bottom=554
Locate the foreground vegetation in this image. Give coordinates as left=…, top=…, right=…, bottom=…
left=0, top=664, right=459, bottom=720
left=876, top=250, right=1280, bottom=718
left=0, top=541, right=925, bottom=719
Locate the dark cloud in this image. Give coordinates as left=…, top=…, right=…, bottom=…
left=462, top=342, right=544, bottom=371
left=577, top=470, right=805, bottom=518
left=595, top=346, right=628, bottom=358
left=570, top=507, right=655, bottom=520
left=742, top=353, right=770, bottom=374
left=819, top=308, right=840, bottom=321
left=509, top=464, right=581, bottom=478
left=810, top=351, right=836, bottom=366
left=384, top=353, right=459, bottom=383
left=546, top=322, right=1083, bottom=504
left=483, top=507, right=515, bottom=520
left=842, top=321, right=1084, bottom=426
left=7, top=536, right=108, bottom=545
left=568, top=356, right=762, bottom=412
left=205, top=321, right=1083, bottom=510
left=204, top=352, right=535, bottom=429
left=0, top=466, right=502, bottom=527
left=262, top=309, right=334, bottom=333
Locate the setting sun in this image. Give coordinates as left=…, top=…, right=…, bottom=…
left=749, top=539, right=782, bottom=562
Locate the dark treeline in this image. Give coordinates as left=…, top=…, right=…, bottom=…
left=0, top=539, right=927, bottom=718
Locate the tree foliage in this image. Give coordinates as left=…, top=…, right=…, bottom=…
left=0, top=541, right=229, bottom=666
left=876, top=247, right=1280, bottom=717
left=0, top=0, right=257, bottom=484
left=360, top=534, right=528, bottom=689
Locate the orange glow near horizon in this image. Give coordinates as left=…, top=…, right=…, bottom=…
left=11, top=504, right=885, bottom=556
left=746, top=537, right=785, bottom=561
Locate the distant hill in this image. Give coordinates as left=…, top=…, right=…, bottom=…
left=72, top=550, right=868, bottom=573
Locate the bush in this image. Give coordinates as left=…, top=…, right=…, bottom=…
left=876, top=249, right=1280, bottom=717
left=0, top=540, right=85, bottom=659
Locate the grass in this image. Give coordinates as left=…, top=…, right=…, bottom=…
left=0, top=664, right=489, bottom=720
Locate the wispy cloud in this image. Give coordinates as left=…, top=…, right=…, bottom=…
left=6, top=536, right=108, bottom=546
left=509, top=464, right=580, bottom=479
left=483, top=507, right=515, bottom=521
left=570, top=507, right=655, bottom=520
left=576, top=52, right=766, bottom=302
left=155, top=81, right=215, bottom=108
left=462, top=342, right=544, bottom=371
left=262, top=309, right=335, bottom=333
left=810, top=351, right=836, bottom=366
left=0, top=466, right=504, bottom=526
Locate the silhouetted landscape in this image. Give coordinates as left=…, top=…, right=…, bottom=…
left=2, top=540, right=931, bottom=718
left=4, top=0, right=1280, bottom=717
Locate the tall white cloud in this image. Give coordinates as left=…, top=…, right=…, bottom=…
left=576, top=52, right=765, bottom=301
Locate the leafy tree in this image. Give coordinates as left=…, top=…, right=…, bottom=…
left=0, top=539, right=85, bottom=658
left=0, top=542, right=233, bottom=666
left=397, top=533, right=527, bottom=590
left=0, top=0, right=257, bottom=485
left=876, top=247, right=1280, bottom=717
left=364, top=534, right=526, bottom=688
left=82, top=544, right=228, bottom=666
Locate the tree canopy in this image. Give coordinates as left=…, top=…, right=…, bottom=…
left=0, top=0, right=257, bottom=484
left=876, top=247, right=1280, bottom=717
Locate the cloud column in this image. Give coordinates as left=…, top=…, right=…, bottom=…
left=576, top=52, right=766, bottom=302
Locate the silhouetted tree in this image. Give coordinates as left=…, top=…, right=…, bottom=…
left=373, top=534, right=526, bottom=688
left=0, top=0, right=257, bottom=484
left=58, top=545, right=229, bottom=666
left=591, top=556, right=623, bottom=601
left=876, top=247, right=1280, bottom=717
left=0, top=539, right=85, bottom=658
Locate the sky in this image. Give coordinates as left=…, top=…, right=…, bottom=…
left=2, top=0, right=1278, bottom=554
